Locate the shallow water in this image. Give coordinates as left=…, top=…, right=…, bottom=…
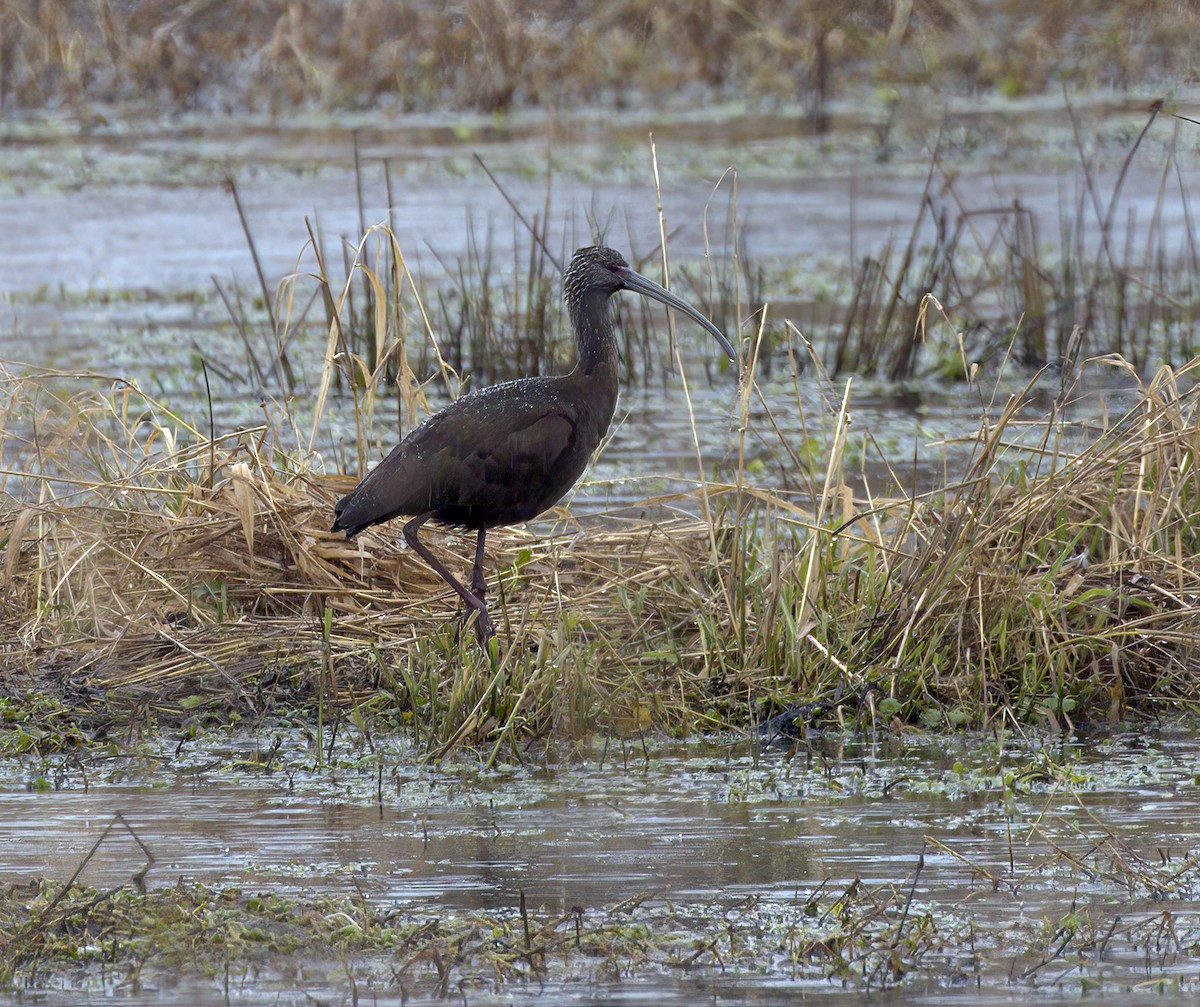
left=0, top=99, right=1173, bottom=512
left=7, top=981, right=1192, bottom=1007
left=0, top=98, right=1188, bottom=297
left=3, top=731, right=1200, bottom=1002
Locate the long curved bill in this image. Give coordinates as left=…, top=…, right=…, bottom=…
left=617, top=266, right=738, bottom=360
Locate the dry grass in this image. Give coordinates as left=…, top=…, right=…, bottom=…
left=4, top=328, right=1200, bottom=751
left=0, top=362, right=741, bottom=749
left=212, top=111, right=1200, bottom=414
left=846, top=357, right=1200, bottom=727
left=0, top=1, right=1194, bottom=115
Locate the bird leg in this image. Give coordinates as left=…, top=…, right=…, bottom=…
left=471, top=528, right=488, bottom=604
left=403, top=513, right=494, bottom=644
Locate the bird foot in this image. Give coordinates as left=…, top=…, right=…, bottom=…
left=472, top=610, right=495, bottom=646
left=454, top=605, right=495, bottom=650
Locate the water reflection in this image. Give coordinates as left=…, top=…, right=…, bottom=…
left=10, top=979, right=1186, bottom=1007
left=1, top=732, right=1196, bottom=917
left=2, top=731, right=1198, bottom=1002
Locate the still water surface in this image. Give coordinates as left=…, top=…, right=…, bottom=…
left=1, top=731, right=1198, bottom=1003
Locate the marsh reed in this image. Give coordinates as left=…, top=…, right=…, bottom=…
left=4, top=304, right=1200, bottom=754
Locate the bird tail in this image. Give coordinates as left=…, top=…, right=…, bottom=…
left=331, top=491, right=367, bottom=538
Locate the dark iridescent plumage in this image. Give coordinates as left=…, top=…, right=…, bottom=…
left=332, top=245, right=736, bottom=644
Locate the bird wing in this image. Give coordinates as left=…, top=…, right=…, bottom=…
left=438, top=404, right=577, bottom=517
left=333, top=385, right=580, bottom=534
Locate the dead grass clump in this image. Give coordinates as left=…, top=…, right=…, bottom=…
left=5, top=351, right=1200, bottom=748
left=835, top=358, right=1200, bottom=727
left=0, top=365, right=739, bottom=746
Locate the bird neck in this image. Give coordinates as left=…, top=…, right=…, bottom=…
left=570, top=292, right=619, bottom=377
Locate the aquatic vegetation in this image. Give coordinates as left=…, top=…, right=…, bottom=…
left=3, top=729, right=1200, bottom=1000
left=0, top=877, right=956, bottom=995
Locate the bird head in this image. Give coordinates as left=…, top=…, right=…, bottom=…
left=564, top=245, right=737, bottom=360
left=563, top=245, right=631, bottom=301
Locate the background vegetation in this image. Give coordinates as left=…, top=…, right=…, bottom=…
left=1, top=0, right=1195, bottom=116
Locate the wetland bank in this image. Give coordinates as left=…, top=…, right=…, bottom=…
left=5, top=1, right=1200, bottom=1002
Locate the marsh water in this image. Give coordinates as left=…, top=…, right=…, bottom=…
left=3, top=96, right=1200, bottom=1002
left=4, top=729, right=1200, bottom=1004
left=1, top=99, right=1172, bottom=510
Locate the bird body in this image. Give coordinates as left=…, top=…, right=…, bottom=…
left=333, top=366, right=617, bottom=534
left=332, top=245, right=735, bottom=644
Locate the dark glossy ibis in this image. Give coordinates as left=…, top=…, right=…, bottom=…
left=331, top=245, right=737, bottom=644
